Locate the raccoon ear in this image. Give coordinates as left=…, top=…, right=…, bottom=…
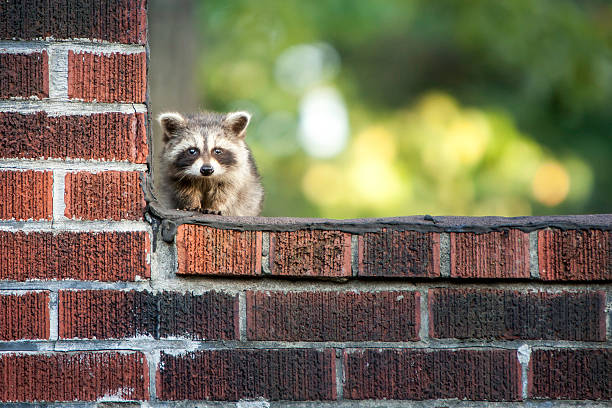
left=158, top=112, right=187, bottom=141
left=223, top=111, right=251, bottom=138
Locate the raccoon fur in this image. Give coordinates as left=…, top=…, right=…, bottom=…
left=157, top=110, right=264, bottom=216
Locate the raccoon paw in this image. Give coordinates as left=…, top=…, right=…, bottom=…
left=200, top=208, right=222, bottom=216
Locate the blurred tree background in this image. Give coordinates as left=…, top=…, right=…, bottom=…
left=150, top=0, right=611, bottom=218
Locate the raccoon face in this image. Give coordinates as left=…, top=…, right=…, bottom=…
left=159, top=111, right=251, bottom=179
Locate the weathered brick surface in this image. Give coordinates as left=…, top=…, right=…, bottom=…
left=0, top=52, right=48, bottom=99
left=358, top=229, right=440, bottom=277
left=0, top=352, right=148, bottom=402
left=246, top=290, right=419, bottom=341
left=0, top=0, right=147, bottom=44
left=450, top=230, right=530, bottom=278
left=158, top=291, right=239, bottom=340
left=0, top=170, right=52, bottom=220
left=176, top=225, right=261, bottom=276
left=59, top=290, right=238, bottom=340
left=538, top=229, right=612, bottom=281
left=429, top=289, right=606, bottom=341
left=68, top=51, right=146, bottom=103
left=0, top=112, right=148, bottom=162
left=64, top=171, right=145, bottom=220
left=0, top=291, right=49, bottom=341
left=0, top=231, right=150, bottom=281
left=157, top=349, right=336, bottom=401
left=344, top=349, right=521, bottom=401
left=269, top=230, right=351, bottom=277
left=529, top=349, right=611, bottom=400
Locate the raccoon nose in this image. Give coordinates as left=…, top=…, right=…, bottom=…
left=200, top=165, right=214, bottom=176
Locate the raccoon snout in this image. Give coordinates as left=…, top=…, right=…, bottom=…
left=200, top=165, right=214, bottom=176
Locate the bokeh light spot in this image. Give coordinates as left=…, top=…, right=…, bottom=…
left=298, top=87, right=349, bottom=158
left=301, top=163, right=347, bottom=207
left=532, top=161, right=570, bottom=206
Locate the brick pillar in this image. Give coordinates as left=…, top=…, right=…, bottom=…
left=0, top=0, right=151, bottom=402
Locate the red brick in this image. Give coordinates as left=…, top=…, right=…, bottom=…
left=64, top=171, right=145, bottom=221
left=0, top=352, right=148, bottom=402
left=0, top=52, right=48, bottom=99
left=0, top=231, right=150, bottom=281
left=59, top=290, right=238, bottom=340
left=246, top=290, right=419, bottom=341
left=529, top=349, right=611, bottom=400
left=450, top=230, right=530, bottom=278
left=269, top=230, right=351, bottom=277
left=0, top=291, right=49, bottom=340
left=538, top=229, right=611, bottom=281
left=0, top=112, right=148, bottom=163
left=0, top=0, right=147, bottom=44
left=158, top=291, right=239, bottom=340
left=0, top=170, right=52, bottom=220
left=176, top=225, right=261, bottom=276
left=344, top=349, right=521, bottom=401
left=429, top=289, right=606, bottom=341
left=358, top=229, right=439, bottom=277
left=157, top=349, right=336, bottom=401
left=68, top=51, right=146, bottom=103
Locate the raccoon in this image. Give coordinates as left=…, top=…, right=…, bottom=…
left=157, top=111, right=264, bottom=216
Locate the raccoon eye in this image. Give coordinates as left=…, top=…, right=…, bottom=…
left=213, top=148, right=223, bottom=155
left=187, top=148, right=198, bottom=155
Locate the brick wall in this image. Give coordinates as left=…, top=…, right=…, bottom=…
left=1, top=1, right=611, bottom=407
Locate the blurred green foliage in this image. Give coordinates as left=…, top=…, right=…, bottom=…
left=193, top=0, right=611, bottom=217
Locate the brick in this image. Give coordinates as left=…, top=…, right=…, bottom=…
left=538, top=229, right=612, bottom=281
left=158, top=291, right=239, bottom=340
left=246, top=290, right=419, bottom=341
left=68, top=51, right=146, bottom=103
left=269, top=230, right=351, bottom=277
left=344, top=349, right=521, bottom=401
left=64, top=171, right=145, bottom=221
left=157, top=349, right=336, bottom=401
left=0, top=352, right=148, bottom=402
left=429, top=289, right=606, bottom=341
left=176, top=225, right=261, bottom=276
left=450, top=230, right=530, bottom=278
left=0, top=291, right=49, bottom=340
left=59, top=290, right=238, bottom=340
left=358, top=229, right=439, bottom=277
left=59, top=290, right=156, bottom=339
left=529, top=349, right=611, bottom=400
left=0, top=112, right=148, bottom=163
left=0, top=52, right=48, bottom=99
left=0, top=170, right=52, bottom=220
left=0, top=231, right=150, bottom=281
left=0, top=0, right=147, bottom=44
